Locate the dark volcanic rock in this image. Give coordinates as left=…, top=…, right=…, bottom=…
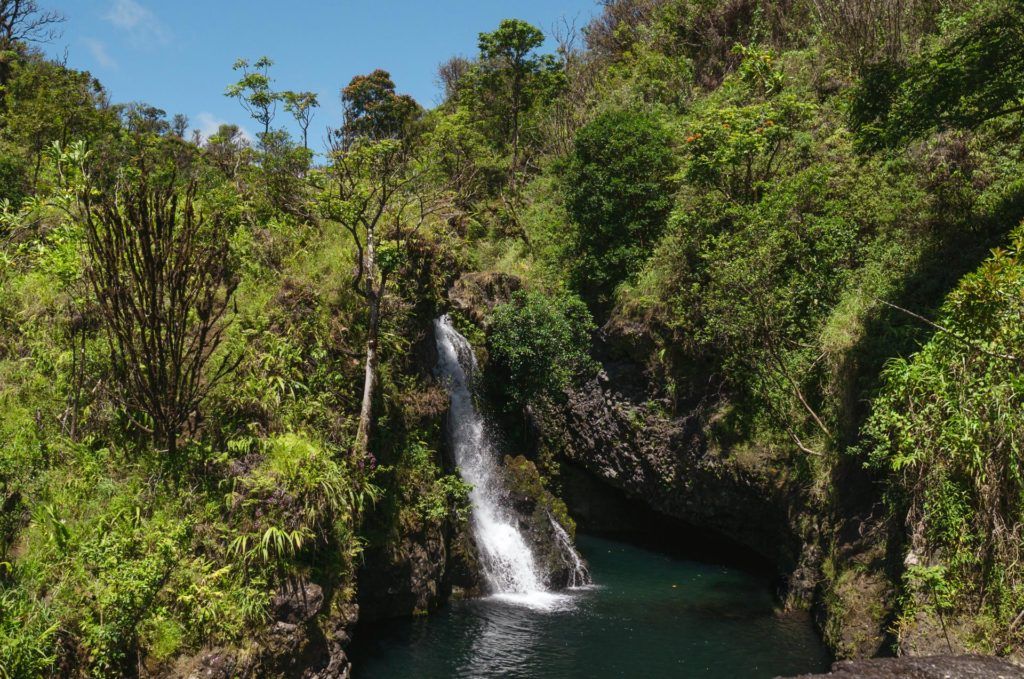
left=272, top=581, right=325, bottom=625
left=448, top=272, right=522, bottom=327
left=548, top=366, right=803, bottom=574
left=785, top=655, right=1024, bottom=678
left=357, top=520, right=450, bottom=621
left=164, top=582, right=357, bottom=679
left=500, top=454, right=582, bottom=589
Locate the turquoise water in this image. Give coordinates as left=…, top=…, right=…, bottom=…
left=350, top=534, right=831, bottom=678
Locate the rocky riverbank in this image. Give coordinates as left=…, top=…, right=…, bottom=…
left=786, top=655, right=1024, bottom=678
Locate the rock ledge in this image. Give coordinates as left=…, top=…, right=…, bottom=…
left=785, top=655, right=1023, bottom=679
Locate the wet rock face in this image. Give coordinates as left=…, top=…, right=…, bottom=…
left=357, top=520, right=450, bottom=622
left=549, top=365, right=803, bottom=574
left=500, top=455, right=581, bottom=590
left=165, top=582, right=357, bottom=679
left=785, top=655, right=1024, bottom=678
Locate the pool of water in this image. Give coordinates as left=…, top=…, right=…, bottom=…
left=349, top=534, right=832, bottom=678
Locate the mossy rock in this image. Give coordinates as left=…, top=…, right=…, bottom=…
left=500, top=455, right=583, bottom=589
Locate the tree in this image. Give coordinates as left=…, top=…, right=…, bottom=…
left=225, top=56, right=277, bottom=138
left=0, top=0, right=62, bottom=73
left=2, top=56, right=115, bottom=187
left=323, top=72, right=430, bottom=460
left=281, top=90, right=319, bottom=150
left=583, top=0, right=658, bottom=60
left=120, top=102, right=169, bottom=136
left=487, top=290, right=596, bottom=407
left=0, top=0, right=61, bottom=85
left=437, top=56, right=471, bottom=102
left=203, top=123, right=249, bottom=178
left=683, top=95, right=810, bottom=203
left=468, top=19, right=564, bottom=183
left=563, top=109, right=677, bottom=306
left=851, top=0, right=1024, bottom=148
left=338, top=69, right=419, bottom=148
left=811, top=0, right=942, bottom=70
left=77, top=155, right=239, bottom=463
left=171, top=113, right=189, bottom=138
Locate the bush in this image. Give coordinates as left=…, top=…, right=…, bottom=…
left=864, top=226, right=1024, bottom=640
left=563, top=110, right=677, bottom=307
left=487, top=290, right=596, bottom=407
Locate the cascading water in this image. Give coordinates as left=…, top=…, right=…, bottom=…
left=549, top=515, right=591, bottom=588
left=433, top=314, right=589, bottom=607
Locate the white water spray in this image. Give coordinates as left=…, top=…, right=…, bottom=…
left=550, top=515, right=591, bottom=588
left=434, top=315, right=588, bottom=607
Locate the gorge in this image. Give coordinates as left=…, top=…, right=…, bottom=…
left=3, top=0, right=1024, bottom=676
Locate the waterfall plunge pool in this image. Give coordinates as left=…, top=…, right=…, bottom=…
left=348, top=533, right=831, bottom=678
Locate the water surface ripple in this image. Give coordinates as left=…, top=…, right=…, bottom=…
left=350, top=534, right=831, bottom=678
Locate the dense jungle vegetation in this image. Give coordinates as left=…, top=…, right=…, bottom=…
left=2, top=0, right=1024, bottom=675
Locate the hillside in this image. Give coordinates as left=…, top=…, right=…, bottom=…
left=2, top=0, right=1024, bottom=676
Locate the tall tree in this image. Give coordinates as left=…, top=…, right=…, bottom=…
left=469, top=19, right=563, bottom=183
left=338, top=69, right=419, bottom=148
left=121, top=102, right=169, bottom=136
left=324, top=72, right=428, bottom=459
left=225, top=56, right=277, bottom=138
left=171, top=113, right=189, bottom=139
left=281, top=90, right=319, bottom=150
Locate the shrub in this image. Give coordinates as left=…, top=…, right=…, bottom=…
left=864, top=225, right=1024, bottom=637
left=563, top=110, right=677, bottom=306
left=487, top=290, right=596, bottom=407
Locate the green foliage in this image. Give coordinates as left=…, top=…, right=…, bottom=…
left=563, top=109, right=677, bottom=305
left=280, top=90, right=319, bottom=149
left=225, top=56, right=278, bottom=137
left=864, top=227, right=1024, bottom=641
left=339, top=70, right=420, bottom=146
left=683, top=94, right=812, bottom=203
left=487, top=290, right=596, bottom=407
left=227, top=433, right=373, bottom=568
left=851, top=1, right=1024, bottom=148
left=6, top=0, right=1024, bottom=667
left=460, top=19, right=564, bottom=158
left=400, top=438, right=471, bottom=524
left=0, top=152, right=29, bottom=208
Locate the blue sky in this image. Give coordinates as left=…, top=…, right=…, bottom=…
left=44, top=1, right=601, bottom=149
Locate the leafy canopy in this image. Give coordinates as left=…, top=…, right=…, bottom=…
left=487, top=290, right=597, bottom=407
left=563, top=109, right=677, bottom=306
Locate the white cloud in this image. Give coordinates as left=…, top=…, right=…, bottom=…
left=194, top=112, right=253, bottom=144
left=105, top=0, right=170, bottom=46
left=82, top=37, right=117, bottom=68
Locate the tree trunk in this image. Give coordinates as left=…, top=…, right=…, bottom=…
left=354, top=289, right=380, bottom=459
left=354, top=228, right=380, bottom=460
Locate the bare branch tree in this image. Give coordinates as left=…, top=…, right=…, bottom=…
left=811, top=0, right=946, bottom=68
left=0, top=0, right=63, bottom=46
left=79, top=165, right=239, bottom=462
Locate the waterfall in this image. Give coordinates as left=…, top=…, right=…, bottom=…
left=434, top=315, right=589, bottom=607
left=549, top=515, right=591, bottom=588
